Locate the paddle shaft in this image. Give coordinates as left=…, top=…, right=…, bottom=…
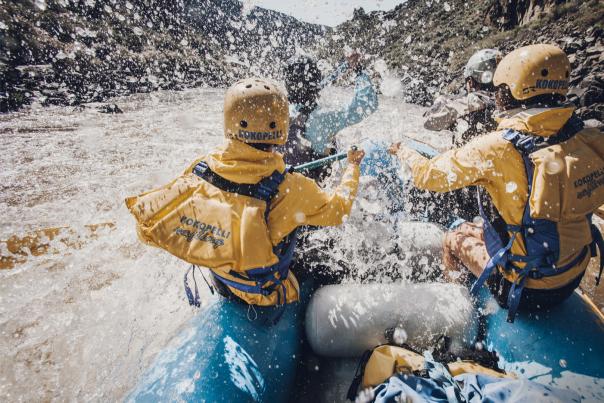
left=292, top=151, right=348, bottom=172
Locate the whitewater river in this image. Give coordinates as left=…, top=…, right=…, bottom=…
left=0, top=86, right=448, bottom=401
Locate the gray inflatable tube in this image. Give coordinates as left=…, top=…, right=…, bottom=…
left=305, top=282, right=477, bottom=358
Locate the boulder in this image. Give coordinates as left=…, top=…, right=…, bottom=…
left=585, top=44, right=604, bottom=56
left=96, top=103, right=123, bottom=114
left=562, top=37, right=584, bottom=54
left=577, top=104, right=604, bottom=122
left=583, top=119, right=603, bottom=129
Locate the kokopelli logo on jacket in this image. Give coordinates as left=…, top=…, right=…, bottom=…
left=175, top=215, right=230, bottom=249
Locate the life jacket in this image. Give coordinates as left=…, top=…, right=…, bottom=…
left=471, top=115, right=604, bottom=322
left=125, top=161, right=298, bottom=309
left=279, top=107, right=336, bottom=182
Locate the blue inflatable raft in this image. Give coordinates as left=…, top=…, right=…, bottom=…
left=479, top=288, right=604, bottom=401
left=127, top=282, right=311, bottom=402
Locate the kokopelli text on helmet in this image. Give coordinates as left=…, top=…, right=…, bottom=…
left=237, top=129, right=283, bottom=141
left=526, top=79, right=569, bottom=93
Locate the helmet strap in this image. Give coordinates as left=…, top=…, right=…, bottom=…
left=248, top=142, right=275, bottom=152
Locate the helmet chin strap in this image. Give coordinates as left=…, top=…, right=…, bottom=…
left=248, top=143, right=275, bottom=152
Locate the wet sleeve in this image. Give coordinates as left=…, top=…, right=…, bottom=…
left=299, top=164, right=361, bottom=226
left=305, top=73, right=378, bottom=154
left=396, top=136, right=494, bottom=192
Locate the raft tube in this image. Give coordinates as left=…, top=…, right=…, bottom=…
left=305, top=283, right=478, bottom=358
left=479, top=288, right=604, bottom=401
left=127, top=282, right=311, bottom=402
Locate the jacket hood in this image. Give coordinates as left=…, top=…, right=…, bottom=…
left=496, top=106, right=575, bottom=137
left=204, top=140, right=286, bottom=184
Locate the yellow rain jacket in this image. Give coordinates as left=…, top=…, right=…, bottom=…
left=126, top=140, right=360, bottom=306
left=397, top=106, right=604, bottom=295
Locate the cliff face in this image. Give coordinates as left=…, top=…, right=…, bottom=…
left=0, top=0, right=327, bottom=111
left=322, top=0, right=604, bottom=121
left=486, top=0, right=568, bottom=28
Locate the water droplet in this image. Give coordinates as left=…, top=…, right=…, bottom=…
left=393, top=327, right=408, bottom=345
left=447, top=171, right=458, bottom=183
left=545, top=159, right=564, bottom=174
left=35, top=0, right=47, bottom=10
left=506, top=181, right=517, bottom=193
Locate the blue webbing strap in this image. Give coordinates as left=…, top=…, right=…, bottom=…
left=502, top=129, right=549, bottom=322
left=591, top=224, right=604, bottom=286
left=184, top=265, right=201, bottom=307
left=470, top=188, right=519, bottom=295
left=505, top=245, right=590, bottom=322
left=209, top=230, right=297, bottom=324
left=470, top=232, right=517, bottom=295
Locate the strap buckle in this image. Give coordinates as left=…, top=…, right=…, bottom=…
left=192, top=161, right=209, bottom=178
left=527, top=269, right=544, bottom=280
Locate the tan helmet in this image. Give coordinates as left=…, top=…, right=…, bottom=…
left=493, top=44, right=570, bottom=101
left=224, top=78, right=289, bottom=145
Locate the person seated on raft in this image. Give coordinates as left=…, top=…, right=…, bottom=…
left=127, top=78, right=365, bottom=310
left=409, top=49, right=502, bottom=227
left=279, top=53, right=378, bottom=181
left=389, top=44, right=604, bottom=322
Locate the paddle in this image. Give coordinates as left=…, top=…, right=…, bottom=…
left=292, top=147, right=356, bottom=173
left=398, top=134, right=439, bottom=159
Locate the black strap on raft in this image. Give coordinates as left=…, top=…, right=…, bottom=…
left=185, top=161, right=296, bottom=324
left=347, top=349, right=373, bottom=401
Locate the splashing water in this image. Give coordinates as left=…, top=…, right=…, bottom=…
left=505, top=181, right=518, bottom=193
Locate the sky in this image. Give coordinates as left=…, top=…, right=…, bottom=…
left=251, top=0, right=405, bottom=27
